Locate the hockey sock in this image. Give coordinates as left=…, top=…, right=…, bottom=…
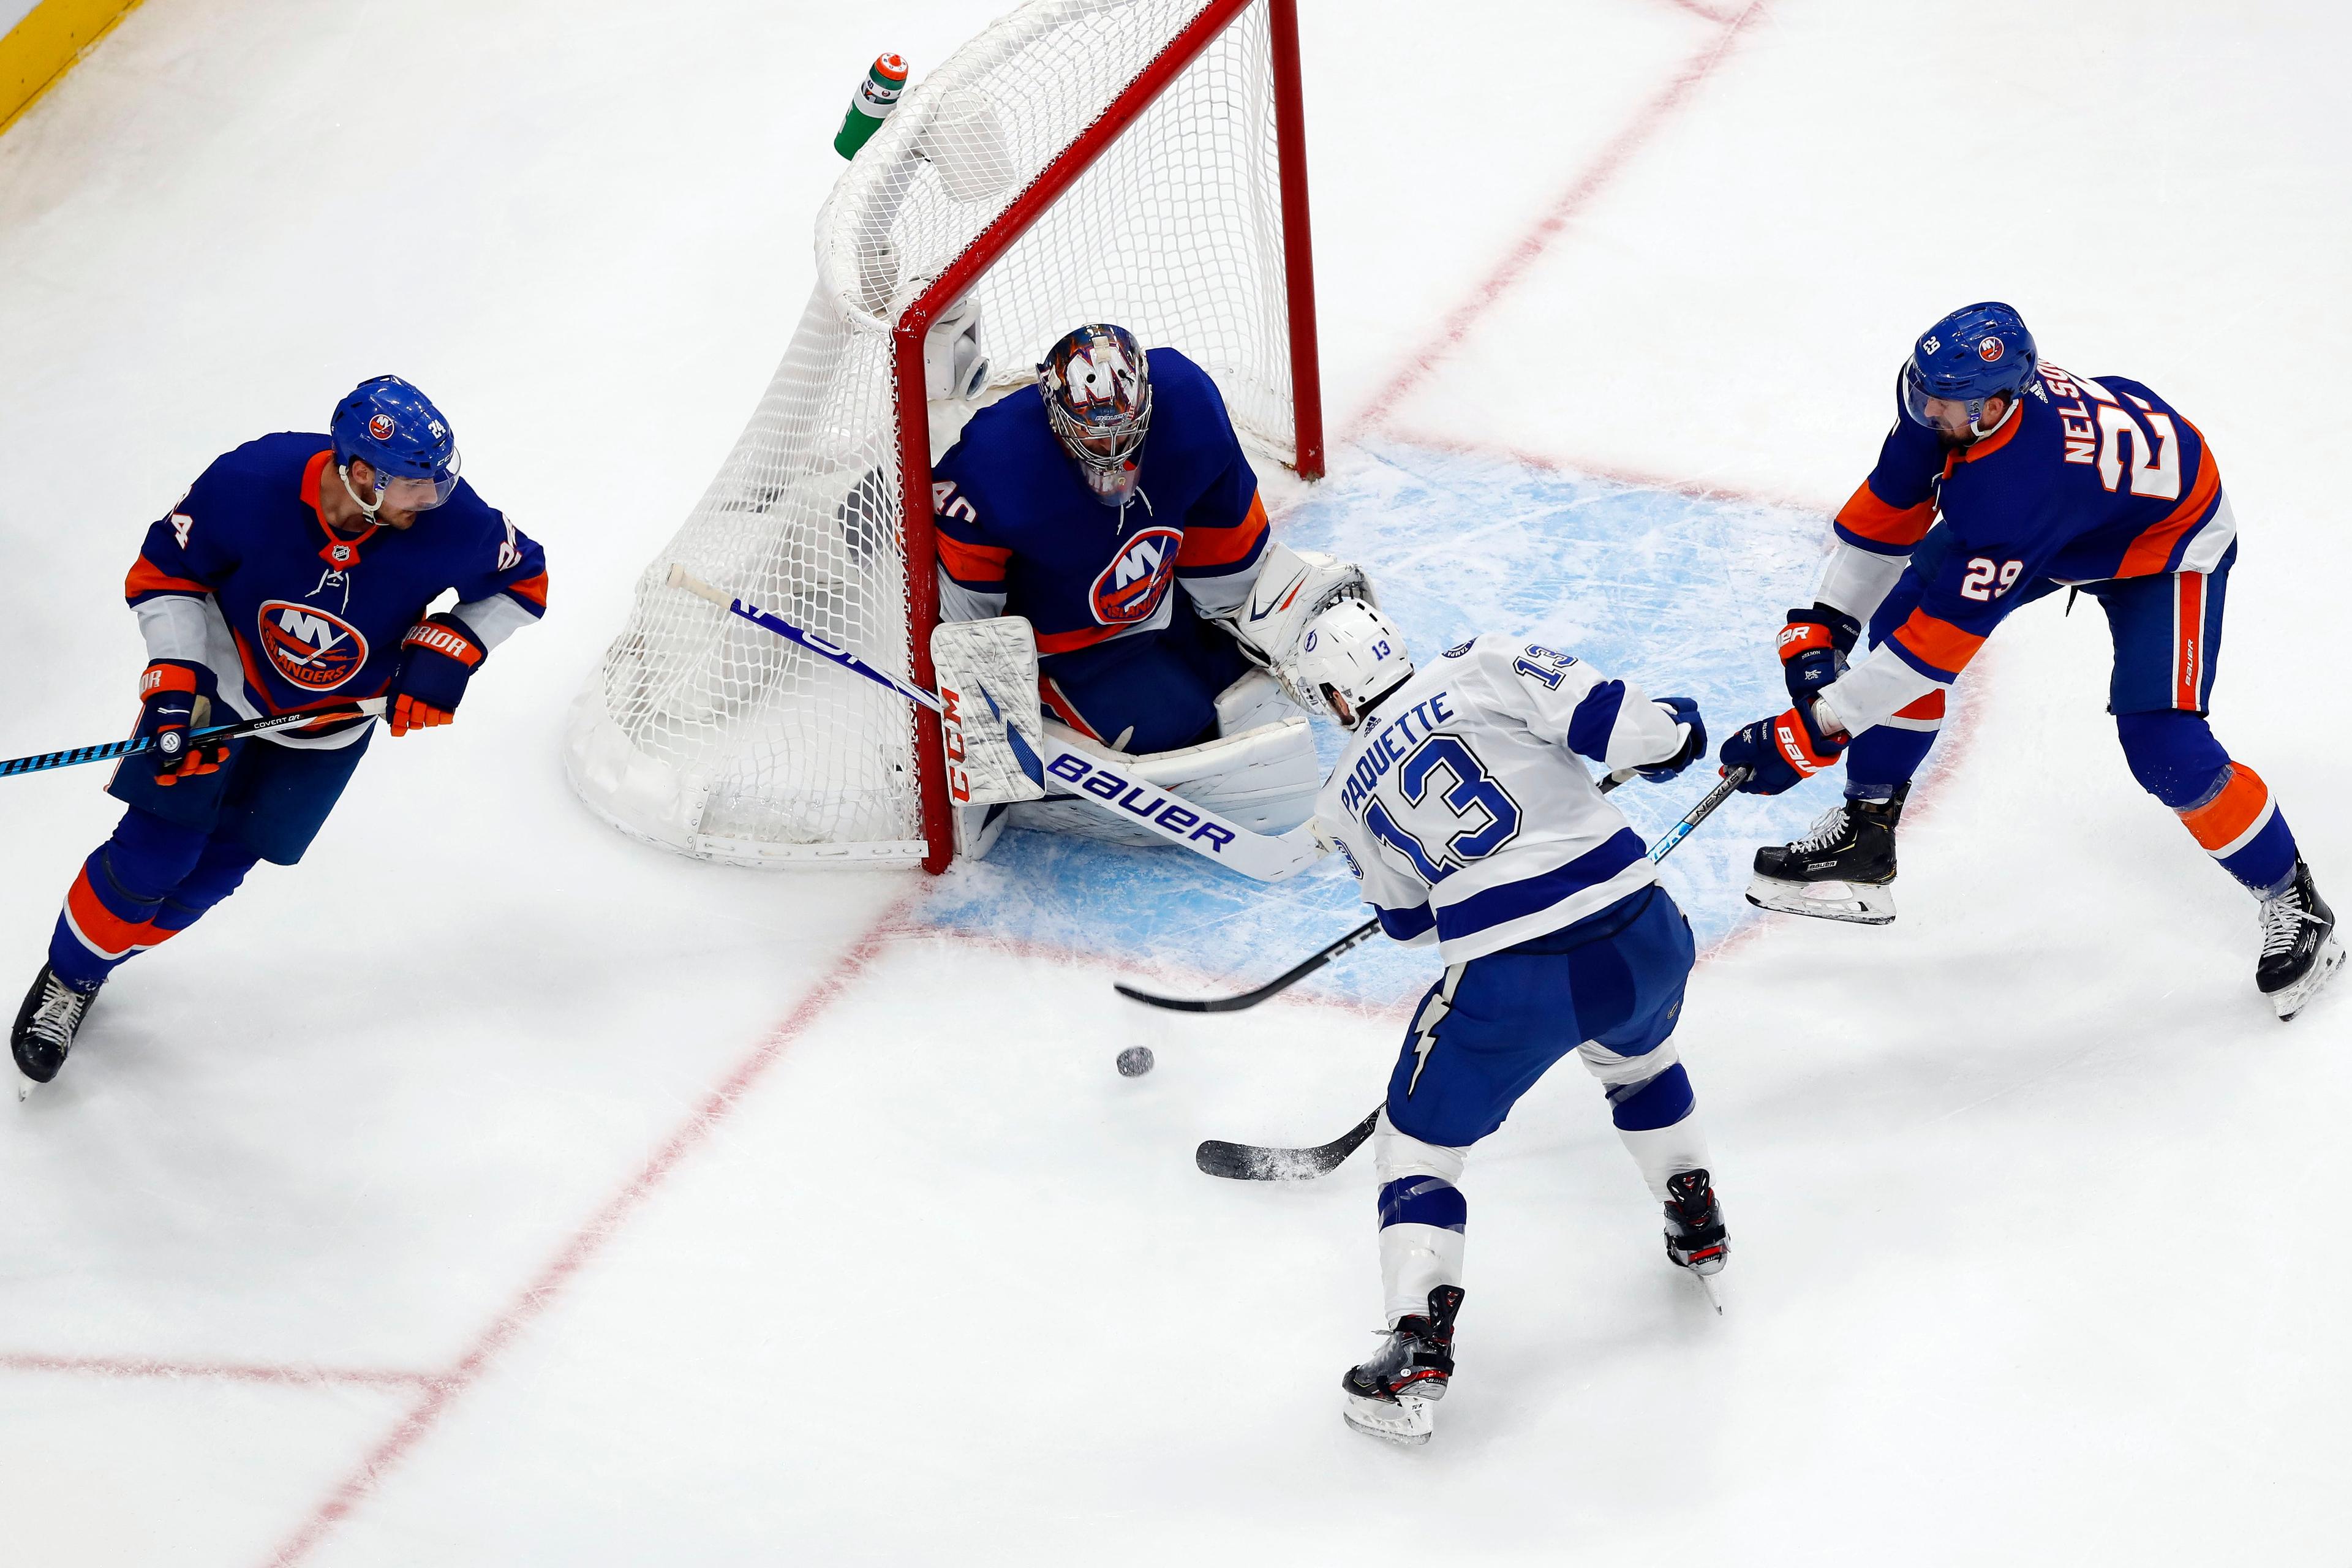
left=2117, top=712, right=2299, bottom=897
left=49, top=810, right=222, bottom=989
left=1608, top=1065, right=1709, bottom=1203
left=1844, top=690, right=1942, bottom=801
left=1373, top=1112, right=1467, bottom=1326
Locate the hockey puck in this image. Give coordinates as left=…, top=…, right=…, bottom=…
left=1115, top=1045, right=1155, bottom=1077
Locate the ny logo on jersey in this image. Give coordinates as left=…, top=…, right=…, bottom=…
left=256, top=600, right=369, bottom=692
left=1088, top=525, right=1183, bottom=627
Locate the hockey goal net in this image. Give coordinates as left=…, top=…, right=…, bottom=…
left=564, top=0, right=1322, bottom=871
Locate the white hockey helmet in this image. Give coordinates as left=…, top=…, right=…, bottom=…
left=1296, top=598, right=1414, bottom=728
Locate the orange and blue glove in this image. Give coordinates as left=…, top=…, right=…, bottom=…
left=1777, top=603, right=1861, bottom=707
left=385, top=614, right=486, bottom=736
left=1720, top=701, right=1845, bottom=796
left=134, top=660, right=232, bottom=785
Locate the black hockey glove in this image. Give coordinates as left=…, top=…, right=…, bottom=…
left=1638, top=696, right=1706, bottom=782
left=1777, top=603, right=1861, bottom=707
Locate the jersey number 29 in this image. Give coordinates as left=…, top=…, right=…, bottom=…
left=1362, top=734, right=1521, bottom=883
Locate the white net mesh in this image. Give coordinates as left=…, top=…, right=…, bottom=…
left=564, top=0, right=1300, bottom=866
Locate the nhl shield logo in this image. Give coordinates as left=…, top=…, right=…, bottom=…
left=1978, top=336, right=2005, bottom=363
left=1088, top=526, right=1183, bottom=627
left=368, top=412, right=397, bottom=442
left=256, top=600, right=369, bottom=691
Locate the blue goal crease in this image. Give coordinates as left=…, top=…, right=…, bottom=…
left=912, top=439, right=1948, bottom=1009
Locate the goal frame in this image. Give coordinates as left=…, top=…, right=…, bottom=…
left=891, top=0, right=1324, bottom=872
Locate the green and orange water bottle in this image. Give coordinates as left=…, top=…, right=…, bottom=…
left=834, top=54, right=908, bottom=160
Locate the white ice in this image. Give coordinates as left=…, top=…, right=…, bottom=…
left=2, top=1, right=2349, bottom=1563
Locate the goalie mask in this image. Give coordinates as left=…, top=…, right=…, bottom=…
left=1296, top=598, right=1414, bottom=728
left=1038, top=323, right=1152, bottom=508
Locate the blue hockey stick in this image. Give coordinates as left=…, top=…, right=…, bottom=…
left=1, top=698, right=386, bottom=780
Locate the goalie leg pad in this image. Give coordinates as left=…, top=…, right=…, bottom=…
left=932, top=617, right=1046, bottom=807
left=1213, top=668, right=1308, bottom=737
left=1005, top=716, right=1320, bottom=844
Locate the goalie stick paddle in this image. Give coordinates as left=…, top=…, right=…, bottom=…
left=1194, top=766, right=1751, bottom=1182
left=664, top=567, right=1325, bottom=881
left=0, top=698, right=385, bottom=780
left=1115, top=775, right=1629, bottom=1015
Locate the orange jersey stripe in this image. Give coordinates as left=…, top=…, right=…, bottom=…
left=501, top=570, right=549, bottom=609
left=62, top=868, right=164, bottom=960
left=1035, top=624, right=1122, bottom=655
left=1890, top=609, right=1987, bottom=677
left=1893, top=690, right=1947, bottom=722
left=2179, top=763, right=2269, bottom=852
left=124, top=556, right=212, bottom=600
left=935, top=530, right=1012, bottom=586
left=2116, top=437, right=2223, bottom=579
left=1175, top=491, right=1268, bottom=570
left=1834, top=480, right=1936, bottom=551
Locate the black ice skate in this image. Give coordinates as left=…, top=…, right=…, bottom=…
left=12, top=965, right=99, bottom=1100
left=1746, top=785, right=1905, bottom=926
left=2257, top=859, right=2343, bottom=1022
left=1341, top=1284, right=1464, bottom=1446
left=1664, top=1168, right=1729, bottom=1284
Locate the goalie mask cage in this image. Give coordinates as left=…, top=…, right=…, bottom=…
left=563, top=0, right=1322, bottom=872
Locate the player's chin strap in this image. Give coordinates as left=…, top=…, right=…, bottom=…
left=337, top=462, right=386, bottom=522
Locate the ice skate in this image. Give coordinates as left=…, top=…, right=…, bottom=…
left=1664, top=1168, right=1728, bottom=1311
left=1745, top=786, right=1905, bottom=926
left=1341, top=1284, right=1463, bottom=1446
left=12, top=965, right=99, bottom=1099
left=2258, top=859, right=2343, bottom=1021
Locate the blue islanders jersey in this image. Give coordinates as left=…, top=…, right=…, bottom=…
left=1830, top=364, right=2232, bottom=686
left=126, top=432, right=549, bottom=745
left=929, top=347, right=1269, bottom=660
left=1315, top=638, right=1685, bottom=963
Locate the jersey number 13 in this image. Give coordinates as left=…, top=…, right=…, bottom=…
left=1362, top=734, right=1522, bottom=883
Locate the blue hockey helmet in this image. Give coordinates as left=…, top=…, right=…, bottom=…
left=1037, top=323, right=1152, bottom=508
left=1900, top=302, right=2038, bottom=436
left=330, top=375, right=462, bottom=515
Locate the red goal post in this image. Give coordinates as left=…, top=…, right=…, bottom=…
left=565, top=0, right=1324, bottom=873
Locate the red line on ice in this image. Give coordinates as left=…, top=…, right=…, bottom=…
left=1652, top=0, right=1742, bottom=24
left=260, top=892, right=924, bottom=1568
left=1350, top=1, right=1771, bottom=437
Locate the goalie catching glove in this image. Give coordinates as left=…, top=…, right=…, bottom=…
left=1220, top=541, right=1378, bottom=709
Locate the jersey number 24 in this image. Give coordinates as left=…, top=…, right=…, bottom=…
left=1362, top=734, right=1521, bottom=883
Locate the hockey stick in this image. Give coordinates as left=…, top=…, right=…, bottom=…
left=665, top=567, right=1325, bottom=881
left=1115, top=775, right=1629, bottom=1014
left=1196, top=766, right=1752, bottom=1181
left=0, top=698, right=385, bottom=780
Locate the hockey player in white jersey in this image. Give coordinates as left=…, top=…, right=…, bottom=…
left=1296, top=600, right=1726, bottom=1445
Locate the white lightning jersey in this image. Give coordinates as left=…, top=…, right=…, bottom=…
left=1315, top=638, right=1686, bottom=963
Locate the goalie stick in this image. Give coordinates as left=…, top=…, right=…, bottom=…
left=1115, top=775, right=1627, bottom=1014
left=1, top=698, right=386, bottom=780
left=665, top=567, right=1325, bottom=881
left=1195, top=766, right=1751, bottom=1182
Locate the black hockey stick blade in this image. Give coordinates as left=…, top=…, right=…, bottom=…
left=1196, top=1106, right=1379, bottom=1182
left=1115, top=918, right=1381, bottom=1014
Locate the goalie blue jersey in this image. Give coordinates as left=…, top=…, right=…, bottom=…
left=929, top=347, right=1270, bottom=658
left=124, top=431, right=549, bottom=744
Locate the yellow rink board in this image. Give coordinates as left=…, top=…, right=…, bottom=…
left=0, top=0, right=143, bottom=138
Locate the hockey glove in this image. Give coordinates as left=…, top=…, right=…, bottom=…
left=1637, top=696, right=1706, bottom=782
left=386, top=614, right=486, bottom=736
left=1719, top=703, right=1845, bottom=796
left=135, top=660, right=230, bottom=785
left=1777, top=603, right=1861, bottom=707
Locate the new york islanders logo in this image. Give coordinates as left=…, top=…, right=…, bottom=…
left=1978, top=336, right=2005, bottom=363
left=368, top=412, right=397, bottom=441
left=256, top=600, right=369, bottom=691
left=1088, top=526, right=1183, bottom=627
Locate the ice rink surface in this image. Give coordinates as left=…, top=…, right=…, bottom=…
left=2, top=1, right=2348, bottom=1562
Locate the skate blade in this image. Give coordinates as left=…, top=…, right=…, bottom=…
left=1746, top=873, right=1894, bottom=926
left=2272, top=935, right=2345, bottom=1021
left=1691, top=1270, right=1724, bottom=1314
left=1344, top=1392, right=1434, bottom=1445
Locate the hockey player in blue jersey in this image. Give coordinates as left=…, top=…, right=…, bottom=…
left=929, top=323, right=1371, bottom=853
left=1720, top=301, right=2339, bottom=1019
left=10, top=377, right=549, bottom=1092
left=1295, top=598, right=1722, bottom=1446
